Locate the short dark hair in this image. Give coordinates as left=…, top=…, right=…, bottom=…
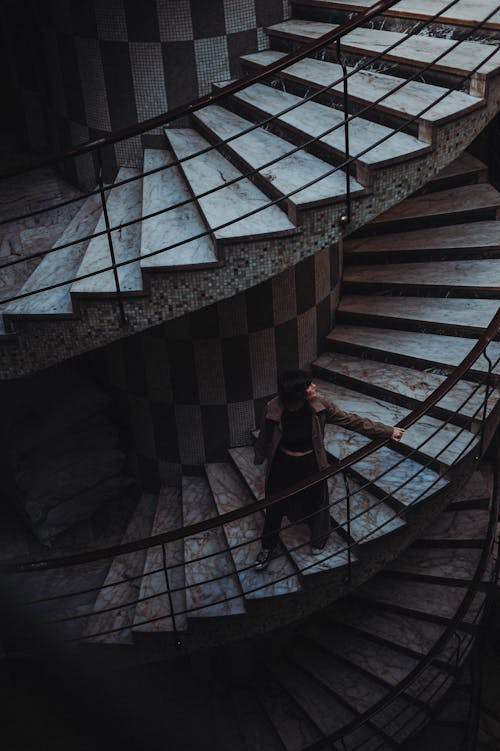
left=277, top=369, right=311, bottom=405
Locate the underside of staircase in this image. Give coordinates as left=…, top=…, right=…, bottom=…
left=1, top=0, right=500, bottom=377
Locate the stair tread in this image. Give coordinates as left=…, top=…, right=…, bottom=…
left=345, top=258, right=500, bottom=289
left=418, top=506, right=490, bottom=541
left=85, top=492, right=158, bottom=644
left=338, top=294, right=500, bottom=330
left=218, top=81, right=429, bottom=169
left=182, top=475, right=245, bottom=618
left=314, top=351, right=499, bottom=421
left=452, top=470, right=491, bottom=503
left=241, top=50, right=481, bottom=124
left=268, top=19, right=500, bottom=77
left=316, top=378, right=476, bottom=466
left=357, top=576, right=486, bottom=622
left=291, top=640, right=423, bottom=744
left=233, top=688, right=286, bottom=751
left=372, top=183, right=500, bottom=223
left=5, top=193, right=102, bottom=316
left=346, top=221, right=500, bottom=255
left=387, top=546, right=483, bottom=579
left=204, top=462, right=302, bottom=598
left=290, top=0, right=500, bottom=30
left=228, top=446, right=355, bottom=573
left=258, top=679, right=323, bottom=750
left=309, top=619, right=447, bottom=701
left=71, top=168, right=143, bottom=294
left=140, top=149, right=218, bottom=269
left=431, top=151, right=488, bottom=181
left=326, top=324, right=500, bottom=375
left=133, top=487, right=186, bottom=633
left=194, top=104, right=364, bottom=207
left=165, top=128, right=295, bottom=240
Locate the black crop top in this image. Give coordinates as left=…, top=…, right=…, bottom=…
left=281, top=402, right=313, bottom=452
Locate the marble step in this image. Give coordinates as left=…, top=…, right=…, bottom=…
left=326, top=324, right=500, bottom=378
left=308, top=618, right=449, bottom=705
left=416, top=506, right=490, bottom=543
left=71, top=168, right=144, bottom=295
left=4, top=192, right=102, bottom=318
left=316, top=378, right=476, bottom=467
left=345, top=221, right=500, bottom=258
left=133, top=487, right=187, bottom=633
left=257, top=676, right=324, bottom=750
left=289, top=0, right=500, bottom=31
left=313, top=352, right=500, bottom=423
left=181, top=475, right=246, bottom=618
left=291, top=639, right=425, bottom=745
left=266, top=19, right=500, bottom=93
left=226, top=447, right=354, bottom=574
left=337, top=295, right=500, bottom=335
left=204, top=462, right=302, bottom=599
left=164, top=128, right=295, bottom=241
left=240, top=51, right=482, bottom=138
left=450, top=470, right=491, bottom=505
left=84, top=492, right=158, bottom=644
left=344, top=258, right=500, bottom=294
left=386, top=546, right=483, bottom=582
left=371, top=183, right=500, bottom=226
left=355, top=576, right=486, bottom=624
left=229, top=444, right=405, bottom=544
left=140, top=149, right=218, bottom=270
left=232, top=686, right=286, bottom=750
left=194, top=104, right=365, bottom=219
left=428, top=151, right=488, bottom=188
left=214, top=81, right=429, bottom=182
left=211, top=684, right=249, bottom=751
left=269, top=659, right=389, bottom=748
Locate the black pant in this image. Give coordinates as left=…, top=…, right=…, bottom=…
left=262, top=450, right=329, bottom=550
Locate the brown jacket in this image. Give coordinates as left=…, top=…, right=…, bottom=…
left=254, top=394, right=393, bottom=480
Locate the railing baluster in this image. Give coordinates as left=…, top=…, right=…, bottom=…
left=96, top=147, right=127, bottom=328
left=342, top=472, right=352, bottom=582
left=336, top=38, right=351, bottom=229
left=161, top=542, right=182, bottom=648
left=477, top=347, right=494, bottom=460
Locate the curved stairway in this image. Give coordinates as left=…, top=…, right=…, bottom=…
left=1, top=0, right=500, bottom=376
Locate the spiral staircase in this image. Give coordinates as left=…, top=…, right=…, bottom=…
left=2, top=1, right=500, bottom=749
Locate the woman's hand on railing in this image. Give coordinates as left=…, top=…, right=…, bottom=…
left=392, top=427, right=405, bottom=441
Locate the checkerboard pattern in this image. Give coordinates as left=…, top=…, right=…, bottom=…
left=9, top=0, right=289, bottom=181
left=98, top=244, right=339, bottom=488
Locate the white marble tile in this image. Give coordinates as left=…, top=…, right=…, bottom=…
left=133, top=487, right=186, bottom=632
left=225, top=82, right=427, bottom=168
left=317, top=380, right=477, bottom=466
left=388, top=546, right=481, bottom=580
left=72, top=168, right=143, bottom=294
left=345, top=259, right=500, bottom=288
left=229, top=445, right=265, bottom=500
left=140, top=149, right=218, bottom=269
left=314, top=351, right=500, bottom=421
left=205, top=462, right=301, bottom=598
left=85, top=492, right=157, bottom=644
left=419, top=507, right=490, bottom=541
left=182, top=475, right=245, bottom=617
left=5, top=193, right=102, bottom=316
left=194, top=105, right=364, bottom=207
left=165, top=128, right=295, bottom=240
left=241, top=50, right=480, bottom=123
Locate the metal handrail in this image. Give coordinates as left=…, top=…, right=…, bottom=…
left=1, top=19, right=498, bottom=311
left=1, top=306, right=499, bottom=576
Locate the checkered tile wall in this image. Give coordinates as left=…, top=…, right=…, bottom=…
left=7, top=0, right=290, bottom=184
left=95, top=243, right=340, bottom=489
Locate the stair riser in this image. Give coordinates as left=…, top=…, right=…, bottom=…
left=325, top=338, right=500, bottom=386
left=312, top=363, right=484, bottom=431
left=341, top=281, right=500, bottom=299
left=335, top=310, right=500, bottom=341
left=290, top=0, right=500, bottom=36
left=343, top=248, right=500, bottom=265
left=268, top=33, right=476, bottom=97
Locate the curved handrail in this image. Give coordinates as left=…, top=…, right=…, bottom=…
left=0, top=0, right=402, bottom=180
left=1, top=306, right=498, bottom=574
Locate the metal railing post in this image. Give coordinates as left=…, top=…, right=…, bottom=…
left=477, top=347, right=494, bottom=460
left=96, top=147, right=127, bottom=327
left=161, top=543, right=182, bottom=648
left=336, top=38, right=351, bottom=229
left=342, top=471, right=352, bottom=582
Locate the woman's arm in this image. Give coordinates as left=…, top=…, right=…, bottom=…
left=322, top=397, right=396, bottom=439
left=253, top=411, right=275, bottom=464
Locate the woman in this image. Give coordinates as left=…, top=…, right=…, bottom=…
left=253, top=369, right=405, bottom=570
